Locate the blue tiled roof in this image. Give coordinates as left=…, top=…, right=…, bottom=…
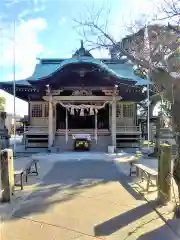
left=1, top=56, right=150, bottom=87
left=106, top=63, right=150, bottom=85
left=0, top=79, right=31, bottom=86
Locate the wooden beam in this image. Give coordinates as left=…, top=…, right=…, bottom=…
left=43, top=96, right=122, bottom=102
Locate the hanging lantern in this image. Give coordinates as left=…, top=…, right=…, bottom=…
left=70, top=107, right=74, bottom=115
left=80, top=108, right=84, bottom=116
left=89, top=107, right=94, bottom=115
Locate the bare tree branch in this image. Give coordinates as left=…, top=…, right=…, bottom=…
left=73, top=0, right=180, bottom=210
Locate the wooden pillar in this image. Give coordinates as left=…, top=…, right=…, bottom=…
left=149, top=122, right=154, bottom=141
left=28, top=98, right=31, bottom=126
left=109, top=103, right=111, bottom=128
left=158, top=144, right=172, bottom=205
left=111, top=88, right=117, bottom=149
left=0, top=149, right=14, bottom=202
left=48, top=95, right=53, bottom=149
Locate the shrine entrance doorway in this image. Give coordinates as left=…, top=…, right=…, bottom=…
left=56, top=103, right=109, bottom=130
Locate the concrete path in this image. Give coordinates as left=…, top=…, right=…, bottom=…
left=2, top=159, right=179, bottom=240
left=0, top=156, right=54, bottom=222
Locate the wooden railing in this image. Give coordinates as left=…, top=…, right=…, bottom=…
left=116, top=125, right=141, bottom=133
left=56, top=129, right=110, bottom=135
left=24, top=126, right=48, bottom=134
left=24, top=125, right=141, bottom=134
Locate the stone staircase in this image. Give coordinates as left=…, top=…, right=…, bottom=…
left=172, top=145, right=177, bottom=157
left=116, top=133, right=142, bottom=148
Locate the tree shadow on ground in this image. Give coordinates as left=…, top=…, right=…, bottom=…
left=9, top=160, right=142, bottom=221
left=136, top=219, right=180, bottom=240
left=94, top=200, right=157, bottom=236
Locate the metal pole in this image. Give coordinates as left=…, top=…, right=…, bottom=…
left=13, top=20, right=16, bottom=155
left=145, top=24, right=150, bottom=147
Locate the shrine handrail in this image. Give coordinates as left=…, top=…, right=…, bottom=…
left=24, top=125, right=141, bottom=133
left=25, top=126, right=48, bottom=133
left=116, top=126, right=141, bottom=132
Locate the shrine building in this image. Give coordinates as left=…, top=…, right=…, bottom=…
left=0, top=41, right=150, bottom=151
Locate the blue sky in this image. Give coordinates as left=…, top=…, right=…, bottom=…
left=0, top=0, right=162, bottom=116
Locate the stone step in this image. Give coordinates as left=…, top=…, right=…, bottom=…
left=172, top=145, right=177, bottom=156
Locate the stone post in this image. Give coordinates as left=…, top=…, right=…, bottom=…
left=153, top=117, right=161, bottom=157
left=157, top=144, right=172, bottom=205
left=0, top=149, right=14, bottom=202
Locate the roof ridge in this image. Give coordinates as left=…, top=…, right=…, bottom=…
left=38, top=58, right=128, bottom=65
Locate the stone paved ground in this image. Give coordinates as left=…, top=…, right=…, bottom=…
left=113, top=154, right=180, bottom=236
left=1, top=159, right=179, bottom=240
left=0, top=156, right=54, bottom=222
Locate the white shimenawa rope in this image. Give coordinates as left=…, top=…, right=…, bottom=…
left=59, top=101, right=109, bottom=111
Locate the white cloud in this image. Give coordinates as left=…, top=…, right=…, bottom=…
left=18, top=5, right=46, bottom=19
left=59, top=17, right=66, bottom=25
left=5, top=0, right=46, bottom=8
left=108, top=0, right=165, bottom=41
left=0, top=90, right=28, bottom=116
left=0, top=17, right=47, bottom=115
left=92, top=49, right=110, bottom=59
left=1, top=18, right=47, bottom=79
left=64, top=54, right=72, bottom=58
left=130, top=0, right=161, bottom=15
left=5, top=0, right=22, bottom=7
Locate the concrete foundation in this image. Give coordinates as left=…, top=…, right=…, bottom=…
left=54, top=135, right=111, bottom=152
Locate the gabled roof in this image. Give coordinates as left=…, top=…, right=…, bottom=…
left=28, top=57, right=150, bottom=85
left=0, top=56, right=150, bottom=88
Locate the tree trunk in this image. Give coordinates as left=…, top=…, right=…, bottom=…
left=170, top=103, right=180, bottom=217
left=173, top=134, right=180, bottom=186
left=174, top=177, right=180, bottom=218
left=172, top=129, right=180, bottom=218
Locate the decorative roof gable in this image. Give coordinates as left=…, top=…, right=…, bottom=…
left=72, top=40, right=93, bottom=58
left=0, top=42, right=151, bottom=87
